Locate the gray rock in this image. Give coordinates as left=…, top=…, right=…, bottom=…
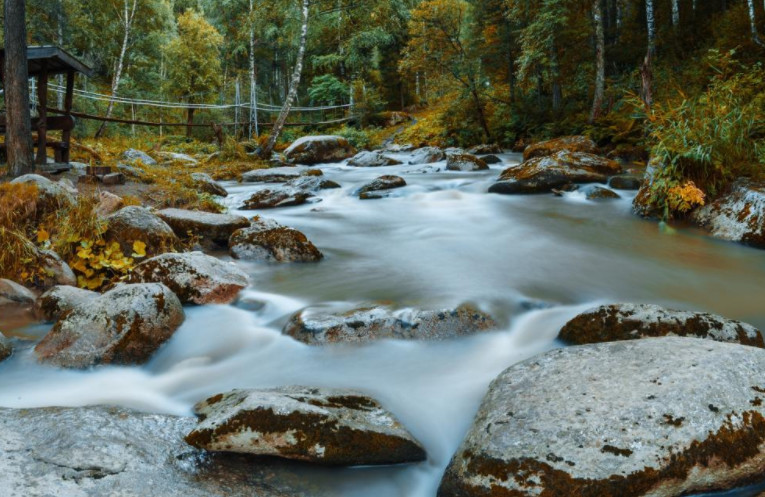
left=480, top=154, right=502, bottom=165
left=0, top=333, right=11, bottom=362
left=468, top=144, right=503, bottom=155
left=122, top=149, right=157, bottom=166
left=0, top=405, right=297, bottom=497
left=241, top=167, right=302, bottom=184
left=446, top=153, right=489, bottom=172
left=117, top=163, right=146, bottom=178
left=692, top=180, right=765, bottom=249
left=409, top=147, right=446, bottom=165
left=610, top=174, right=643, bottom=190
left=241, top=188, right=314, bottom=210
left=523, top=135, right=597, bottom=161
left=283, top=136, right=357, bottom=165
left=95, top=191, right=124, bottom=217
left=559, top=303, right=764, bottom=348
left=358, top=175, right=407, bottom=200
left=284, top=176, right=341, bottom=192
left=158, top=152, right=197, bottom=165
left=190, top=172, right=228, bottom=197
left=34, top=286, right=98, bottom=322
left=283, top=304, right=496, bottom=345
left=127, top=252, right=248, bottom=305
left=106, top=206, right=179, bottom=257
left=157, top=208, right=250, bottom=246
left=0, top=279, right=36, bottom=308
left=347, top=151, right=403, bottom=167
left=101, top=173, right=125, bottom=186
left=34, top=283, right=184, bottom=368
left=489, top=151, right=621, bottom=195
left=229, top=219, right=323, bottom=263
left=585, top=185, right=621, bottom=200
left=186, top=387, right=427, bottom=466
left=438, top=337, right=765, bottom=497
left=10, top=174, right=75, bottom=213
left=37, top=250, right=77, bottom=289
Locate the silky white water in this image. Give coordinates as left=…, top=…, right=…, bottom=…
left=1, top=152, right=764, bottom=496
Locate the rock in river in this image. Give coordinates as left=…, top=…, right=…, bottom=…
left=106, top=206, right=179, bottom=257
left=446, top=153, right=489, bottom=172
left=585, top=185, right=621, bottom=200
left=559, top=303, right=764, bottom=347
left=283, top=304, right=496, bottom=345
left=692, top=180, right=765, bottom=249
left=438, top=337, right=765, bottom=497
left=34, top=283, right=184, bottom=368
left=242, top=167, right=304, bottom=184
left=283, top=136, right=356, bottom=165
left=158, top=208, right=250, bottom=246
left=229, top=218, right=323, bottom=263
left=34, top=285, right=98, bottom=322
left=241, top=188, right=313, bottom=210
left=190, top=172, right=228, bottom=197
left=522, top=135, right=597, bottom=161
left=128, top=252, right=248, bottom=305
left=358, top=175, right=407, bottom=199
left=185, top=387, right=427, bottom=466
left=409, top=146, right=446, bottom=165
left=0, top=279, right=36, bottom=308
left=347, top=150, right=403, bottom=167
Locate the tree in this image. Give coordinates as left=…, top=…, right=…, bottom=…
left=590, top=0, right=606, bottom=122
left=747, top=0, right=765, bottom=47
left=164, top=9, right=223, bottom=137
left=3, top=0, right=34, bottom=177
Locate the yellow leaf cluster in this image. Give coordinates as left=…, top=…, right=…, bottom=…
left=666, top=181, right=706, bottom=214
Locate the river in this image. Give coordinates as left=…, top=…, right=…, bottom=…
left=1, top=151, right=764, bottom=496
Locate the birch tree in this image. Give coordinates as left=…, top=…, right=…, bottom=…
left=747, top=0, right=765, bottom=47
left=590, top=0, right=605, bottom=122
left=671, top=0, right=679, bottom=27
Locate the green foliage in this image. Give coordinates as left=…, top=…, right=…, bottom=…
left=308, top=75, right=349, bottom=106
left=333, top=125, right=377, bottom=150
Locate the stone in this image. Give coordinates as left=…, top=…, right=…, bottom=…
left=468, top=144, right=503, bottom=155
left=95, top=191, right=125, bottom=217
left=283, top=304, right=496, bottom=345
left=586, top=185, right=621, bottom=200
left=117, top=163, right=146, bottom=178
left=446, top=153, right=489, bottom=172
left=101, top=173, right=125, bottom=186
left=34, top=283, right=184, bottom=368
left=0, top=333, right=11, bottom=362
left=610, top=174, right=643, bottom=190
left=347, top=151, right=403, bottom=167
left=229, top=219, right=323, bottom=263
left=105, top=206, right=179, bottom=257
left=522, top=135, right=597, bottom=161
left=34, top=286, right=98, bottom=322
left=240, top=188, right=313, bottom=210
left=158, top=152, right=197, bottom=165
left=190, top=172, right=228, bottom=197
left=480, top=154, right=502, bottom=165
left=284, top=176, right=341, bottom=192
left=0, top=406, right=297, bottom=497
left=489, top=151, right=621, bottom=195
left=127, top=252, right=248, bottom=305
left=241, top=167, right=302, bottom=184
left=0, top=279, right=36, bottom=308
left=122, top=149, right=157, bottom=166
left=185, top=387, right=427, bottom=466
left=158, top=208, right=250, bottom=246
left=37, top=250, right=77, bottom=289
left=283, top=136, right=357, bottom=165
left=10, top=174, right=75, bottom=214
left=438, top=337, right=765, bottom=497
left=692, top=180, right=765, bottom=249
left=408, top=147, right=446, bottom=165
left=559, top=304, right=764, bottom=348
left=358, top=175, right=407, bottom=200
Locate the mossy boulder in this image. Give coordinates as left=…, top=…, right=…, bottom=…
left=0, top=279, right=36, bottom=308
left=559, top=304, right=763, bottom=347
left=229, top=218, right=323, bottom=263
left=283, top=304, right=496, bottom=345
left=34, top=283, right=184, bottom=368
left=586, top=185, right=621, bottom=200
left=438, top=337, right=765, bottom=497
left=480, top=154, right=502, bottom=165
left=522, top=135, right=597, bottom=161
left=185, top=387, right=426, bottom=466
left=34, top=285, right=98, bottom=322
left=240, top=188, right=314, bottom=210
left=408, top=146, right=445, bottom=165
left=284, top=176, right=342, bottom=192
left=347, top=151, right=403, bottom=167
left=446, top=153, right=489, bottom=172
left=610, top=174, right=643, bottom=190
left=190, top=172, right=227, bottom=197
left=692, top=180, right=765, bottom=249
left=241, top=167, right=303, bottom=183
left=0, top=333, right=11, bottom=363
left=489, top=151, right=621, bottom=195
left=358, top=175, right=407, bottom=200
left=158, top=208, right=250, bottom=247
left=106, top=206, right=179, bottom=257
left=468, top=144, right=503, bottom=155
left=127, top=252, right=248, bottom=305
left=283, top=136, right=356, bottom=165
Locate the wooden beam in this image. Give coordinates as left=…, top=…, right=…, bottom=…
left=35, top=60, right=48, bottom=165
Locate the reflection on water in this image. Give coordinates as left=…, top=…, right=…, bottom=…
left=1, top=152, right=764, bottom=496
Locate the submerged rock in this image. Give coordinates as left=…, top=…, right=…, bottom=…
left=185, top=387, right=427, bottom=466
left=559, top=303, right=764, bottom=347
left=358, top=175, right=407, bottom=199
left=158, top=208, right=250, bottom=247
left=522, top=135, right=597, bottom=161
left=446, top=153, right=488, bottom=172
left=106, top=206, right=179, bottom=257
left=128, top=252, right=248, bottom=305
left=241, top=188, right=313, bottom=210
left=229, top=219, right=323, bottom=263
left=34, top=283, right=184, bottom=368
left=0, top=279, right=36, bottom=308
left=34, top=285, right=98, bottom=322
left=283, top=304, right=496, bottom=345
left=438, top=337, right=765, bottom=497
left=347, top=151, right=403, bottom=167
left=692, top=180, right=765, bottom=249
left=408, top=147, right=445, bottom=165
left=480, top=154, right=502, bottom=165
left=0, top=333, right=11, bottom=362
left=283, top=136, right=356, bottom=165
left=190, top=172, right=228, bottom=197
left=489, top=151, right=621, bottom=195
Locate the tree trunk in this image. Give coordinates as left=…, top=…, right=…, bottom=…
left=95, top=0, right=137, bottom=138
left=3, top=0, right=34, bottom=177
left=671, top=0, right=680, bottom=27
left=249, top=0, right=259, bottom=139
left=747, top=0, right=765, bottom=47
left=261, top=0, right=309, bottom=158
left=641, top=51, right=653, bottom=110
left=645, top=0, right=656, bottom=55
left=590, top=0, right=606, bottom=123
left=186, top=107, right=195, bottom=138
left=470, top=87, right=491, bottom=140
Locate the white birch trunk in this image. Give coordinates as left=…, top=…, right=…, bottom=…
left=645, top=0, right=656, bottom=54
left=747, top=0, right=765, bottom=47
left=590, top=0, right=606, bottom=123
left=671, top=0, right=679, bottom=27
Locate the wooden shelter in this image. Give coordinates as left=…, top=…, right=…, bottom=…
left=0, top=46, right=92, bottom=165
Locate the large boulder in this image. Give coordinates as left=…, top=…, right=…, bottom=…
left=127, top=252, right=248, bottom=305
left=446, top=153, right=489, bottom=172
left=37, top=250, right=77, bottom=289
left=105, top=206, right=179, bottom=257
left=692, top=180, right=765, bottom=249
left=95, top=191, right=125, bottom=217
left=241, top=167, right=303, bottom=184
left=185, top=387, right=427, bottom=466
left=0, top=406, right=297, bottom=497
left=240, top=188, right=313, bottom=210
left=408, top=147, right=445, bottom=165
left=34, top=285, right=98, bottom=322
left=229, top=218, right=323, bottom=263
left=347, top=151, right=403, bottom=167
left=10, top=174, right=75, bottom=213
left=283, top=136, right=356, bottom=165
left=0, top=333, right=11, bottom=363
left=523, top=135, right=597, bottom=161
left=559, top=303, right=764, bottom=348
left=489, top=151, right=621, bottom=195
left=122, top=148, right=157, bottom=166
left=157, top=208, right=250, bottom=247
left=468, top=144, right=503, bottom=155
left=438, top=337, right=765, bottom=497
left=358, top=175, right=407, bottom=200
left=284, top=176, right=341, bottom=192
left=34, top=283, right=184, bottom=368
left=190, top=172, right=228, bottom=197
left=283, top=304, right=496, bottom=345
left=0, top=279, right=36, bottom=308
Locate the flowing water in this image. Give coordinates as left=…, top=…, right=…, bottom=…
left=1, top=151, right=765, bottom=496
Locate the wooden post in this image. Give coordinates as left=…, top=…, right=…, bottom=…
left=36, top=61, right=49, bottom=165
left=61, top=70, right=75, bottom=163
